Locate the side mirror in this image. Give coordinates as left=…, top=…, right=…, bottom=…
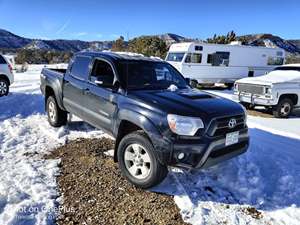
left=94, top=76, right=113, bottom=87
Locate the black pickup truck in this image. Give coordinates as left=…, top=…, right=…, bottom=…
left=40, top=52, right=249, bottom=188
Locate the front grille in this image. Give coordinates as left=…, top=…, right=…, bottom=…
left=207, top=115, right=245, bottom=137
left=237, top=83, right=264, bottom=95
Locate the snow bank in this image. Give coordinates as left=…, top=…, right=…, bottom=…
left=0, top=66, right=107, bottom=225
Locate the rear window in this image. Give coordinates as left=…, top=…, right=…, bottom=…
left=166, top=53, right=185, bottom=62
left=0, top=55, right=7, bottom=64
left=70, top=56, right=91, bottom=80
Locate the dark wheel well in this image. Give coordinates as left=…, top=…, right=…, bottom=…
left=0, top=75, right=10, bottom=85
left=45, top=86, right=55, bottom=99
left=279, top=94, right=298, bottom=106
left=114, top=120, right=144, bottom=162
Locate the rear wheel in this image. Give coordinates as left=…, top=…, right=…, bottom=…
left=273, top=98, right=294, bottom=118
left=0, top=78, right=9, bottom=97
left=117, top=131, right=168, bottom=189
left=46, top=96, right=68, bottom=127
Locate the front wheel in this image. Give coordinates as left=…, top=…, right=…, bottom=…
left=0, top=78, right=9, bottom=97
left=46, top=96, right=68, bottom=127
left=273, top=98, right=294, bottom=118
left=117, top=131, right=168, bottom=189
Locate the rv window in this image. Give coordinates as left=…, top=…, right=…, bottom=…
left=268, top=57, right=284, bottom=66
left=195, top=46, right=203, bottom=51
left=207, top=52, right=230, bottom=66
left=207, top=54, right=212, bottom=64
left=166, top=53, right=185, bottom=62
left=185, top=53, right=202, bottom=63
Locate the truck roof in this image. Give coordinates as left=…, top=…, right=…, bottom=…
left=75, top=51, right=163, bottom=63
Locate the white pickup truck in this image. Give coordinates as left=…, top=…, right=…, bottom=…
left=234, top=64, right=300, bottom=118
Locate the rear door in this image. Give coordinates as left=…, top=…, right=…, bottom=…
left=63, top=55, right=91, bottom=118
left=83, top=58, right=118, bottom=133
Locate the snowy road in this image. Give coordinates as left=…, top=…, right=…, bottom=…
left=0, top=66, right=300, bottom=225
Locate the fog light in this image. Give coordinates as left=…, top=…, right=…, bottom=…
left=177, top=153, right=185, bottom=160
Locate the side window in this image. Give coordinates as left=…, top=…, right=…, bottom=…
left=185, top=53, right=202, bottom=63
left=268, top=57, right=284, bottom=65
left=207, top=52, right=230, bottom=66
left=70, top=56, right=91, bottom=80
left=90, top=59, right=115, bottom=87
left=0, top=55, right=7, bottom=64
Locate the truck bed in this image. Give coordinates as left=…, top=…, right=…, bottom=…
left=40, top=68, right=67, bottom=109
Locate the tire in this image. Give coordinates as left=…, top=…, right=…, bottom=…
left=272, top=98, right=294, bottom=118
left=117, top=131, right=168, bottom=189
left=46, top=96, right=68, bottom=127
left=0, top=78, right=9, bottom=97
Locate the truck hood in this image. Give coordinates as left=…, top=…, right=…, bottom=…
left=237, top=70, right=300, bottom=85
left=128, top=88, right=244, bottom=119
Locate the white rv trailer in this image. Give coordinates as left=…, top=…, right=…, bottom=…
left=166, top=42, right=285, bottom=85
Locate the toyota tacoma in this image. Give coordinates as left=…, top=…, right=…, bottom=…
left=40, top=52, right=249, bottom=188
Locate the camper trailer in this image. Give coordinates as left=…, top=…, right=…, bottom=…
left=166, top=42, right=285, bottom=87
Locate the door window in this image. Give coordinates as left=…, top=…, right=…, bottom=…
left=70, top=56, right=91, bottom=80
left=90, top=59, right=115, bottom=87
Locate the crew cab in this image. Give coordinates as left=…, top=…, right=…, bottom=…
left=40, top=52, right=249, bottom=188
left=0, top=54, right=14, bottom=97
left=234, top=64, right=300, bottom=118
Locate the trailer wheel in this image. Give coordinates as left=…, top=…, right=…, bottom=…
left=272, top=98, right=293, bottom=118
left=240, top=102, right=254, bottom=110
left=225, top=83, right=234, bottom=90
left=46, top=96, right=68, bottom=127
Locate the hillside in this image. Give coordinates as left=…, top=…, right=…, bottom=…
left=239, top=33, right=300, bottom=54
left=0, top=29, right=112, bottom=52
left=0, top=28, right=300, bottom=55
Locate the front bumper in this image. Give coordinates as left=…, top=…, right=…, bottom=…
left=154, top=128, right=249, bottom=169
left=233, top=92, right=276, bottom=106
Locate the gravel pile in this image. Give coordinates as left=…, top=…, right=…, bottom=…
left=47, top=138, right=187, bottom=225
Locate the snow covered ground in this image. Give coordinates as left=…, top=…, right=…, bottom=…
left=0, top=65, right=299, bottom=225
left=0, top=65, right=107, bottom=225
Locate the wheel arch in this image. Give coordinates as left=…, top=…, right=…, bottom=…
left=0, top=74, right=10, bottom=85
left=113, top=109, right=162, bottom=163
left=44, top=85, right=65, bottom=110
left=279, top=93, right=298, bottom=106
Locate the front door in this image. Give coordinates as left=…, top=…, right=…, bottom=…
left=83, top=58, right=118, bottom=133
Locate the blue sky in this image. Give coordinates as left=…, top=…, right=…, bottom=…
left=0, top=0, right=299, bottom=41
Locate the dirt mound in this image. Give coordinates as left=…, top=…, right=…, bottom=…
left=47, top=138, right=187, bottom=225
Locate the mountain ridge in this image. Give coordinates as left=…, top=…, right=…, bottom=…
left=0, top=28, right=299, bottom=54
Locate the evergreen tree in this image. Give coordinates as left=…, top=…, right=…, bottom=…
left=111, top=36, right=126, bottom=51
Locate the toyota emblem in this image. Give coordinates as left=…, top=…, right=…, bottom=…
left=228, top=118, right=237, bottom=129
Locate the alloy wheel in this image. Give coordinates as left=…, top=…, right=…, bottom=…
left=124, top=143, right=151, bottom=179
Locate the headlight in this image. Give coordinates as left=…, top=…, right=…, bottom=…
left=265, top=87, right=272, bottom=94
left=234, top=83, right=238, bottom=91
left=167, top=114, right=204, bottom=136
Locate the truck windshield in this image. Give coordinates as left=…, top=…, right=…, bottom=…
left=166, top=53, right=185, bottom=62
left=123, top=61, right=188, bottom=90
